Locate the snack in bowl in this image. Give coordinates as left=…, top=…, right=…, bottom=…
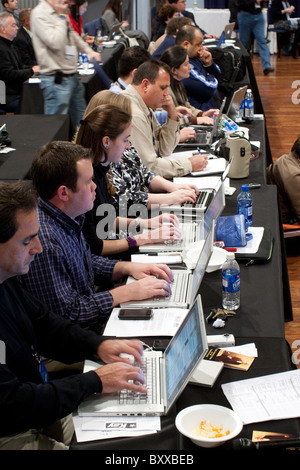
left=175, top=404, right=243, bottom=448
left=193, top=420, right=230, bottom=438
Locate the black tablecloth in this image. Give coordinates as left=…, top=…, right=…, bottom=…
left=177, top=337, right=300, bottom=452
left=19, top=43, right=125, bottom=115
left=0, top=115, right=70, bottom=180
left=70, top=116, right=296, bottom=451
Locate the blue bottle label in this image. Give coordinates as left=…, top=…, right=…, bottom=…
left=222, top=273, right=240, bottom=293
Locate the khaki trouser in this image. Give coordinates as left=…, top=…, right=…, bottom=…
left=0, top=414, right=74, bottom=450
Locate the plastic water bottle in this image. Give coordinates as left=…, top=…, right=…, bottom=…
left=243, top=89, right=254, bottom=121
left=239, top=99, right=244, bottom=120
left=222, top=252, right=240, bottom=310
left=237, top=184, right=253, bottom=228
left=82, top=53, right=88, bottom=70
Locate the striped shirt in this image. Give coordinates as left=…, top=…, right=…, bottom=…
left=20, top=199, right=118, bottom=327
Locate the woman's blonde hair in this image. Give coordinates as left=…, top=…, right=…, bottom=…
left=83, top=89, right=132, bottom=118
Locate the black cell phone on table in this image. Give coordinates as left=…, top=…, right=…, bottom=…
left=118, top=308, right=153, bottom=320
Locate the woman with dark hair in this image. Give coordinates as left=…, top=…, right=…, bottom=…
left=101, top=0, right=149, bottom=48
left=160, top=45, right=217, bottom=125
left=68, top=0, right=88, bottom=36
left=74, top=96, right=182, bottom=257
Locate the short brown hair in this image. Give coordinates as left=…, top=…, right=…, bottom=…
left=0, top=181, right=37, bottom=243
left=30, top=141, right=93, bottom=200
left=132, top=59, right=171, bottom=85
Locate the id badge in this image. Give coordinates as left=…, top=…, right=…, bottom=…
left=65, top=45, right=77, bottom=59
left=39, top=357, right=49, bottom=383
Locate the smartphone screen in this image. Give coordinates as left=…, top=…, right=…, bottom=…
left=118, top=308, right=153, bottom=320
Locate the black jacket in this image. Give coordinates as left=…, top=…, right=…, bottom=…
left=237, top=0, right=262, bottom=15
left=12, top=26, right=37, bottom=67
left=0, top=35, right=33, bottom=103
left=0, top=277, right=103, bottom=436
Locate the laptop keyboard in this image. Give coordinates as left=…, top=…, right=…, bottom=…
left=151, top=271, right=189, bottom=303
left=118, top=356, right=157, bottom=405
left=183, top=190, right=214, bottom=209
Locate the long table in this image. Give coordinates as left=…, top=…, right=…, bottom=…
left=70, top=116, right=297, bottom=451
left=0, top=115, right=70, bottom=180
left=18, top=42, right=125, bottom=115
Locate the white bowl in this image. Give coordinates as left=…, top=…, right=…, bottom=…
left=206, top=247, right=227, bottom=273
left=175, top=404, right=243, bottom=448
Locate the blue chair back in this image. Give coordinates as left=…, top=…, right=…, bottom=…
left=84, top=17, right=103, bottom=36
left=92, top=59, right=112, bottom=89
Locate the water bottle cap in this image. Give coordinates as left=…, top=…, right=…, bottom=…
left=247, top=89, right=252, bottom=93
left=241, top=184, right=249, bottom=191
left=226, top=251, right=235, bottom=260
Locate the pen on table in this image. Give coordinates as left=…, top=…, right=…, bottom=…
left=248, top=183, right=261, bottom=189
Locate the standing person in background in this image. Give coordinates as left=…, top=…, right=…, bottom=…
left=31, top=0, right=100, bottom=129
left=101, top=0, right=149, bottom=49
left=237, top=0, right=274, bottom=75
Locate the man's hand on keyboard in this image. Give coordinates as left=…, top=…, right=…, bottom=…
left=94, top=362, right=147, bottom=394
left=125, top=275, right=172, bottom=301
left=97, top=339, right=144, bottom=366
left=125, top=262, right=173, bottom=283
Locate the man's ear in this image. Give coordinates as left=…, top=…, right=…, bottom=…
left=56, top=185, right=69, bottom=202
left=141, top=78, right=151, bottom=93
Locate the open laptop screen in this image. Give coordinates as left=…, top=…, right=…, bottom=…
left=203, top=179, right=225, bottom=237
left=165, top=296, right=207, bottom=411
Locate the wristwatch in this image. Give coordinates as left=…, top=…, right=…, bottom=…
left=126, top=236, right=137, bottom=250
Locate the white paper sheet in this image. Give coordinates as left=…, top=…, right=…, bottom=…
left=168, top=151, right=226, bottom=176
left=131, top=253, right=183, bottom=264
left=222, top=370, right=300, bottom=424
left=235, top=227, right=264, bottom=254
left=73, top=413, right=160, bottom=442
left=103, top=308, right=188, bottom=337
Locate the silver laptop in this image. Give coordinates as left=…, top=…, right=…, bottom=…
left=224, top=22, right=236, bottom=39
left=179, top=99, right=226, bottom=149
left=109, top=22, right=123, bottom=40
left=77, top=295, right=208, bottom=417
left=121, top=224, right=214, bottom=309
left=203, top=178, right=226, bottom=237
left=225, top=86, right=247, bottom=121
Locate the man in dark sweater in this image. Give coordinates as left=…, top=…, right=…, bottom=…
left=12, top=7, right=37, bottom=66
left=0, top=11, right=39, bottom=112
left=0, top=181, right=146, bottom=450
